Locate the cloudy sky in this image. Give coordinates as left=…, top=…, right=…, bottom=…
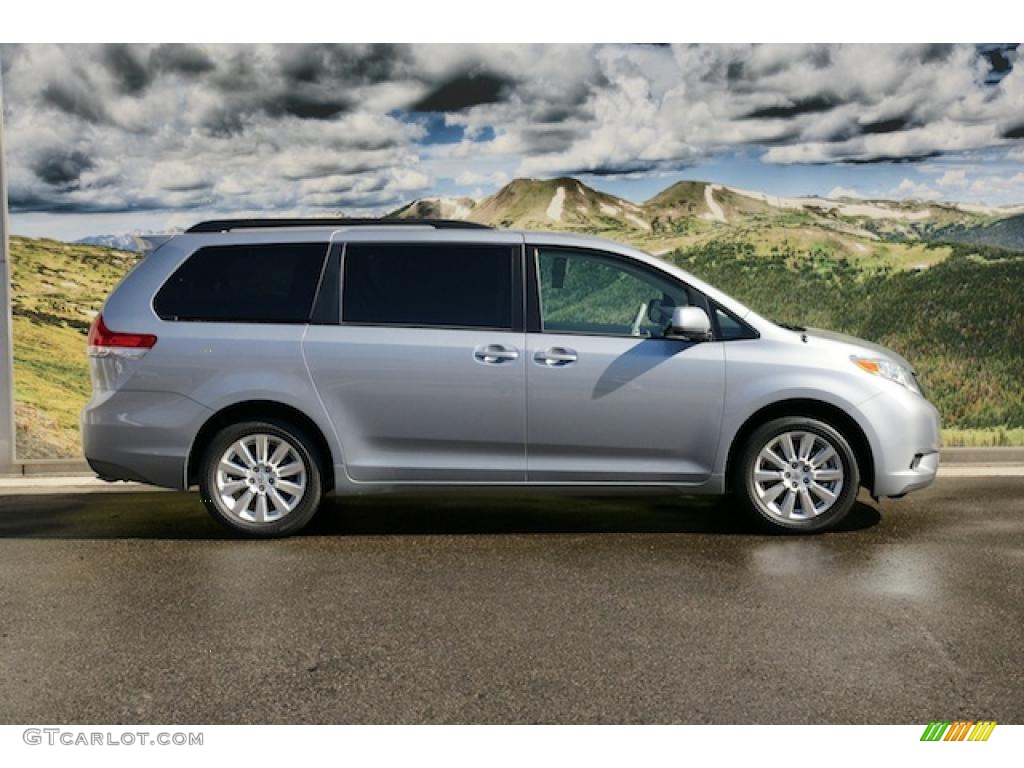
left=1, top=43, right=1022, bottom=239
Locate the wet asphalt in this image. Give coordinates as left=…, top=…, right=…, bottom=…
left=0, top=477, right=1021, bottom=724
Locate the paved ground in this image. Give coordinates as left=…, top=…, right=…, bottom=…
left=0, top=477, right=1021, bottom=724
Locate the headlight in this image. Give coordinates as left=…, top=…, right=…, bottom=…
left=851, top=356, right=921, bottom=395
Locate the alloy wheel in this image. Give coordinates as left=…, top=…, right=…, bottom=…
left=215, top=433, right=308, bottom=523
left=752, top=430, right=845, bottom=521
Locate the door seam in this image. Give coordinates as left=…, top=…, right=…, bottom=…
left=521, top=241, right=530, bottom=482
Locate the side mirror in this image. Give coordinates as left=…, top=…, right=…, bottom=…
left=668, top=306, right=712, bottom=341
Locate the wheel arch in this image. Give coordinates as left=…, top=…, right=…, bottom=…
left=724, top=398, right=875, bottom=493
left=186, top=400, right=336, bottom=491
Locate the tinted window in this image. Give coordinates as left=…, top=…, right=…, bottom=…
left=343, top=244, right=515, bottom=329
left=713, top=305, right=757, bottom=340
left=155, top=243, right=327, bottom=323
left=536, top=248, right=692, bottom=337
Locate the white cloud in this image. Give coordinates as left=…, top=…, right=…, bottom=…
left=0, top=44, right=432, bottom=216
left=966, top=173, right=1024, bottom=203
left=2, top=43, right=1023, bottom=221
left=936, top=169, right=969, bottom=187
left=453, top=169, right=509, bottom=187
left=894, top=178, right=941, bottom=200
left=828, top=186, right=864, bottom=199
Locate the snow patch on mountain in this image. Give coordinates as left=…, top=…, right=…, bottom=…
left=702, top=184, right=727, bottom=223
left=624, top=213, right=651, bottom=230
left=729, top=187, right=932, bottom=221
left=546, top=187, right=566, bottom=221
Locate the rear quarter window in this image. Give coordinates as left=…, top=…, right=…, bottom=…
left=154, top=243, right=328, bottom=323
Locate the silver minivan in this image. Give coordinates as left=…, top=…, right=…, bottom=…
left=82, top=218, right=940, bottom=537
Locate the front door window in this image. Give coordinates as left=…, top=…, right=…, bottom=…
left=536, top=248, right=692, bottom=337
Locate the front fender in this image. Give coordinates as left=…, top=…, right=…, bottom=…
left=718, top=340, right=885, bottom=479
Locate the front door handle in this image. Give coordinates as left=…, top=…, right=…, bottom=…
left=473, top=344, right=520, bottom=364
left=534, top=347, right=578, bottom=367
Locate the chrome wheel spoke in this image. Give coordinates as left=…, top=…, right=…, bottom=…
left=236, top=440, right=257, bottom=468
left=255, top=494, right=268, bottom=523
left=761, top=450, right=787, bottom=470
left=754, top=469, right=782, bottom=483
left=760, top=482, right=786, bottom=504
left=779, top=434, right=797, bottom=461
left=276, top=462, right=302, bottom=478
left=268, top=487, right=293, bottom=514
left=219, top=459, right=247, bottom=476
left=220, top=479, right=247, bottom=494
left=269, top=441, right=290, bottom=467
left=276, top=479, right=304, bottom=496
left=814, top=468, right=842, bottom=482
left=810, top=482, right=837, bottom=503
left=232, top=489, right=254, bottom=514
left=797, top=433, right=812, bottom=461
left=810, top=445, right=836, bottom=468
left=779, top=489, right=796, bottom=518
left=798, top=487, right=815, bottom=517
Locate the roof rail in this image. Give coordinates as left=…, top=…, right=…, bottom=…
left=185, top=218, right=491, bottom=233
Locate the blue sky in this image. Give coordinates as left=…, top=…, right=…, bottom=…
left=2, top=43, right=1022, bottom=239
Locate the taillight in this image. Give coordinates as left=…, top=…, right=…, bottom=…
left=87, top=313, right=157, bottom=358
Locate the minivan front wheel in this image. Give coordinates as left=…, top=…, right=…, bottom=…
left=736, top=416, right=860, bottom=533
left=199, top=420, right=322, bottom=537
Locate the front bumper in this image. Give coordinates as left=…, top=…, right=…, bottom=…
left=857, top=388, right=941, bottom=497
left=876, top=449, right=940, bottom=497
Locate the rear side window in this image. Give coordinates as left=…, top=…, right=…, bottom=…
left=342, top=244, right=515, bottom=329
left=154, top=243, right=328, bottom=323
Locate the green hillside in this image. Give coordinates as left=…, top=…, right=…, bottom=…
left=936, top=213, right=1024, bottom=251
left=666, top=241, right=1024, bottom=435
left=9, top=236, right=141, bottom=458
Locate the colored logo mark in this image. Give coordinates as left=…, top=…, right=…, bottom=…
left=920, top=720, right=996, bottom=741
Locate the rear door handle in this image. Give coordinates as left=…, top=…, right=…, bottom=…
left=473, top=344, right=520, bottom=364
left=534, top=347, right=578, bottom=367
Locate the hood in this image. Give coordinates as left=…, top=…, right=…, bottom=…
left=801, top=327, right=915, bottom=371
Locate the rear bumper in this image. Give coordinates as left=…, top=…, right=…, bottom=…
left=858, top=388, right=941, bottom=497
left=81, top=390, right=212, bottom=490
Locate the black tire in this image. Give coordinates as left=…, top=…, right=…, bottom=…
left=733, top=416, right=860, bottom=533
left=199, top=419, right=323, bottom=538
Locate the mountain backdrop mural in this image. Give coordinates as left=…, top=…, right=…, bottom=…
left=2, top=43, right=1022, bottom=456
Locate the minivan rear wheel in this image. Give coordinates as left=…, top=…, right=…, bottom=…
left=735, top=416, right=860, bottom=533
left=199, top=420, right=322, bottom=537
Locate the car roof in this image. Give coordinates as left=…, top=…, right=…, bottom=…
left=185, top=217, right=492, bottom=233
